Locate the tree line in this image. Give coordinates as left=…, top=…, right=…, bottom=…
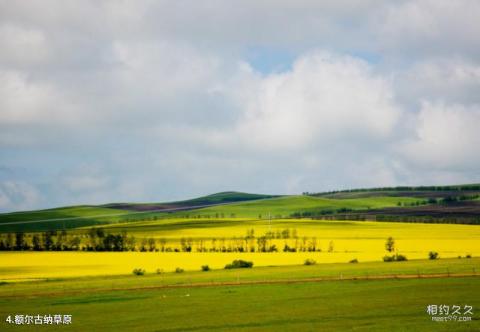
left=305, top=185, right=480, bottom=196
left=0, top=227, right=335, bottom=252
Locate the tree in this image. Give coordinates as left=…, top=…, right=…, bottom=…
left=15, top=232, right=27, bottom=250
left=103, top=234, right=124, bottom=251
left=126, top=235, right=136, bottom=251
left=6, top=233, right=14, bottom=250
left=68, top=236, right=81, bottom=251
left=88, top=228, right=97, bottom=249
left=385, top=237, right=395, bottom=253
left=328, top=240, right=334, bottom=253
left=257, top=236, right=267, bottom=252
left=180, top=238, right=191, bottom=252
left=42, top=231, right=54, bottom=250
left=55, top=230, right=67, bottom=250
left=148, top=238, right=156, bottom=252
left=32, top=234, right=42, bottom=251
left=140, top=238, right=148, bottom=252
left=158, top=238, right=166, bottom=252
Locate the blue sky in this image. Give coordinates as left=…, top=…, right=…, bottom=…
left=1, top=1, right=480, bottom=212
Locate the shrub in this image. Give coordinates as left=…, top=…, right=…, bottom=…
left=466, top=254, right=472, bottom=259
left=304, top=259, right=316, bottom=265
left=201, top=265, right=210, bottom=272
left=428, top=251, right=439, bottom=260
left=156, top=268, right=163, bottom=274
left=224, top=260, right=253, bottom=269
left=383, top=254, right=408, bottom=262
left=349, top=258, right=358, bottom=263
left=175, top=267, right=184, bottom=273
left=395, top=254, right=408, bottom=261
left=132, top=268, right=145, bottom=276
left=383, top=255, right=395, bottom=262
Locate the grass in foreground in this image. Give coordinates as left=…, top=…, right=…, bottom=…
left=1, top=257, right=478, bottom=295
left=0, top=274, right=478, bottom=331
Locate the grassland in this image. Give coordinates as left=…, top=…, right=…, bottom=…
left=179, top=195, right=420, bottom=218
left=0, top=194, right=421, bottom=232
left=0, top=259, right=479, bottom=331
left=1, top=189, right=479, bottom=331
left=0, top=206, right=131, bottom=232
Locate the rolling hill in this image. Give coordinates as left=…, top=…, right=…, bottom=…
left=1, top=185, right=480, bottom=232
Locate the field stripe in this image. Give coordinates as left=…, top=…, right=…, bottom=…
left=1, top=273, right=478, bottom=299
left=0, top=201, right=242, bottom=226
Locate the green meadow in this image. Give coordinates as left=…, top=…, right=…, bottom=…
left=0, top=259, right=479, bottom=331
left=1, top=190, right=479, bottom=331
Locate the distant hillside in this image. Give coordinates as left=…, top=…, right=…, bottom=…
left=174, top=195, right=419, bottom=219
left=310, top=184, right=480, bottom=199
left=0, top=192, right=279, bottom=232
left=103, top=191, right=280, bottom=211
left=1, top=185, right=479, bottom=232
left=0, top=206, right=130, bottom=232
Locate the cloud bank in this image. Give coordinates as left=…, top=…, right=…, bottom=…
left=0, top=1, right=479, bottom=211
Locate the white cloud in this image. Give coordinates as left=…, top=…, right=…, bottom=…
left=400, top=102, right=480, bottom=171
left=0, top=181, right=42, bottom=211
left=0, top=24, right=49, bottom=66
left=235, top=51, right=400, bottom=150
left=376, top=0, right=480, bottom=58
left=396, top=58, right=480, bottom=106
left=0, top=1, right=479, bottom=211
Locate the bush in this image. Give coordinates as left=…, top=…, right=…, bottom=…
left=349, top=258, right=358, bottom=263
left=428, top=251, right=439, bottom=260
left=201, top=265, right=210, bottom=272
left=466, top=254, right=472, bottom=259
left=383, top=255, right=395, bottom=262
left=395, top=254, right=408, bottom=261
left=132, top=268, right=145, bottom=276
left=156, top=268, right=163, bottom=274
left=224, top=260, right=253, bottom=269
left=383, top=254, right=408, bottom=262
left=175, top=267, right=184, bottom=273
left=304, top=259, right=316, bottom=265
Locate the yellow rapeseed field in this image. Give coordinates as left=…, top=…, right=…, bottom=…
left=1, top=220, right=479, bottom=280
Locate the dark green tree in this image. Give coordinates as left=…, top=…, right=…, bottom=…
left=385, top=237, right=395, bottom=253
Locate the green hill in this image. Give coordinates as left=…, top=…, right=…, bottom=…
left=0, top=206, right=130, bottom=232
left=177, top=195, right=419, bottom=218
left=102, top=191, right=279, bottom=211
left=312, top=184, right=480, bottom=199
left=2, top=185, right=479, bottom=232
left=0, top=192, right=279, bottom=231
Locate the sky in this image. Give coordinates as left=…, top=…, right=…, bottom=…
left=1, top=1, right=480, bottom=212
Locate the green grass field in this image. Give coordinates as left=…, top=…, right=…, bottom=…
left=0, top=206, right=131, bottom=232
left=178, top=195, right=420, bottom=218
left=1, top=190, right=479, bottom=331
left=0, top=259, right=478, bottom=331
left=0, top=194, right=421, bottom=232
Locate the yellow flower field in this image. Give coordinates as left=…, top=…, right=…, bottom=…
left=1, top=220, right=479, bottom=280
